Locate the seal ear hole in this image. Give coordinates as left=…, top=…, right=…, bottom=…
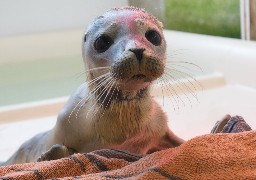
left=94, top=34, right=113, bottom=53
left=145, top=30, right=161, bottom=46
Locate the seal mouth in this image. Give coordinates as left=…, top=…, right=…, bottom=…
left=120, top=73, right=151, bottom=91
left=131, top=74, right=147, bottom=81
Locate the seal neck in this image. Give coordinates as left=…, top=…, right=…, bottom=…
left=94, top=86, right=150, bottom=110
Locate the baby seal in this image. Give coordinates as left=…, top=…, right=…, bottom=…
left=3, top=7, right=184, bottom=165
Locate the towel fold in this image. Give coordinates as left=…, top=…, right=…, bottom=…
left=0, top=116, right=255, bottom=180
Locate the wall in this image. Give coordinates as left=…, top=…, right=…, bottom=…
left=0, top=0, right=128, bottom=37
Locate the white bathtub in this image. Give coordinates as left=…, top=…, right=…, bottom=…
left=1, top=30, right=256, bottom=162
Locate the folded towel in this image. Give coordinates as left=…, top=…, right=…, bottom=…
left=0, top=116, right=255, bottom=180
left=211, top=115, right=252, bottom=133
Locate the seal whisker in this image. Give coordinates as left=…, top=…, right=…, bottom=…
left=85, top=66, right=111, bottom=73
left=155, top=77, right=179, bottom=110
left=168, top=49, right=188, bottom=54
left=111, top=83, right=120, bottom=111
left=159, top=79, right=165, bottom=107
left=86, top=77, right=112, bottom=106
left=163, top=72, right=199, bottom=103
left=165, top=67, right=203, bottom=92
left=86, top=73, right=111, bottom=86
left=74, top=75, right=111, bottom=120
left=69, top=95, right=86, bottom=123
left=166, top=61, right=203, bottom=72
left=93, top=77, right=114, bottom=105
left=68, top=94, right=89, bottom=123
left=73, top=70, right=88, bottom=80
left=167, top=48, right=190, bottom=55
left=90, top=77, right=116, bottom=118
left=161, top=77, right=183, bottom=111
left=97, top=78, right=117, bottom=118
left=165, top=63, right=202, bottom=74
left=160, top=76, right=184, bottom=110
left=168, top=53, right=187, bottom=59
left=85, top=73, right=112, bottom=98
left=162, top=74, right=194, bottom=108
left=73, top=66, right=111, bottom=80
left=162, top=62, right=204, bottom=109
left=86, top=76, right=114, bottom=119
left=154, top=78, right=166, bottom=107
left=106, top=75, right=118, bottom=106
left=99, top=78, right=116, bottom=109
left=68, top=73, right=111, bottom=122
left=86, top=76, right=112, bottom=108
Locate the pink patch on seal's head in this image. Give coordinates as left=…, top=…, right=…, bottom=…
left=109, top=7, right=163, bottom=30
left=110, top=7, right=162, bottom=27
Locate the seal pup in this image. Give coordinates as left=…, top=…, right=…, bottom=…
left=3, top=7, right=184, bottom=165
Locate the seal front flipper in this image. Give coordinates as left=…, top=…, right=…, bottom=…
left=37, top=144, right=77, bottom=162
left=146, top=131, right=185, bottom=154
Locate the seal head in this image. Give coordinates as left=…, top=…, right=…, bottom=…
left=83, top=7, right=166, bottom=95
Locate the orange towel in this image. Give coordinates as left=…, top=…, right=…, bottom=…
left=1, top=130, right=256, bottom=179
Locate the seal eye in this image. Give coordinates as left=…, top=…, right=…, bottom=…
left=94, top=35, right=113, bottom=53
left=145, top=30, right=161, bottom=46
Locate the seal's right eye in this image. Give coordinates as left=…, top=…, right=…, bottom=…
left=94, top=35, right=113, bottom=53
left=145, top=30, right=161, bottom=46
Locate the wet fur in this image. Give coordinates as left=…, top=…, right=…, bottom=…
left=2, top=7, right=187, bottom=166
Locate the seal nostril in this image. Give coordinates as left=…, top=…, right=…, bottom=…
left=129, top=48, right=145, bottom=62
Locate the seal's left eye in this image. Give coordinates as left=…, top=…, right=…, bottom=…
left=145, top=30, right=161, bottom=46
left=94, top=35, right=113, bottom=53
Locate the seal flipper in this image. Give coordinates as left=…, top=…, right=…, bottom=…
left=146, top=131, right=185, bottom=154
left=37, top=144, right=77, bottom=162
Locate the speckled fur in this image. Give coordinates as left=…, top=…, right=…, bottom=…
left=2, top=7, right=184, bottom=166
